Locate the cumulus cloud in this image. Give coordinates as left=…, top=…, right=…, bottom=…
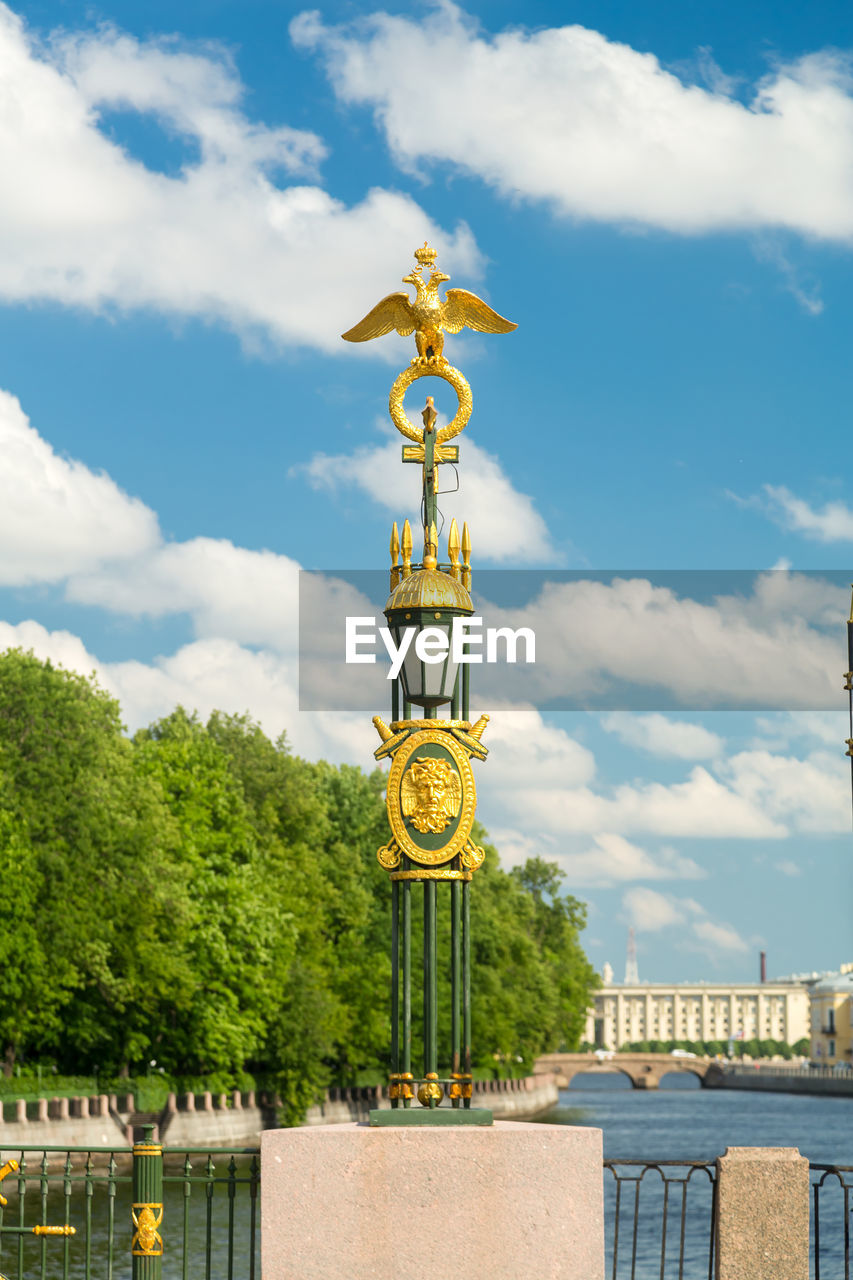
left=760, top=485, right=853, bottom=542
left=492, top=829, right=704, bottom=887
left=0, top=5, right=480, bottom=349
left=476, top=573, right=845, bottom=710
left=622, top=887, right=699, bottom=932
left=297, top=428, right=558, bottom=563
left=622, top=887, right=747, bottom=953
left=0, top=387, right=158, bottom=584
left=484, top=708, right=848, bottom=841
left=602, top=712, right=724, bottom=759
left=294, top=4, right=853, bottom=242
left=68, top=538, right=302, bottom=652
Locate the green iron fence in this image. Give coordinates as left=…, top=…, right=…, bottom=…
left=0, top=1136, right=260, bottom=1280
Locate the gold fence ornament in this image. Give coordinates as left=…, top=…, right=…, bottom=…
left=132, top=1203, right=164, bottom=1257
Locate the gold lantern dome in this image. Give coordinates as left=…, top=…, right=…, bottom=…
left=385, top=567, right=473, bottom=615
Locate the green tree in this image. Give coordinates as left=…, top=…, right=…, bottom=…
left=0, top=650, right=183, bottom=1074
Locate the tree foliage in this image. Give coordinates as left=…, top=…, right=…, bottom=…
left=0, top=651, right=598, bottom=1120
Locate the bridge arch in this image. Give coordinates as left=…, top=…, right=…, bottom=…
left=534, top=1052, right=712, bottom=1091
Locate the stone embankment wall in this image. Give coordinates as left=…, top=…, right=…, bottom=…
left=0, top=1074, right=559, bottom=1148
left=705, top=1063, right=853, bottom=1096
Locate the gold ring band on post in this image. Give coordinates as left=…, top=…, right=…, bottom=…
left=388, top=361, right=473, bottom=444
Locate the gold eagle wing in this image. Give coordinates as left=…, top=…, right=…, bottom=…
left=441, top=289, right=517, bottom=336
left=341, top=292, right=416, bottom=343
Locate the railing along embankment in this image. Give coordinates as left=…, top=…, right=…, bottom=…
left=0, top=1074, right=558, bottom=1147
left=704, top=1062, right=853, bottom=1096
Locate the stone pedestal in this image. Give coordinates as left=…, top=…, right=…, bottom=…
left=715, top=1147, right=809, bottom=1280
left=262, top=1120, right=603, bottom=1280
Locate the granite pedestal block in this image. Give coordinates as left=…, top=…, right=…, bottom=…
left=262, top=1119, right=603, bottom=1279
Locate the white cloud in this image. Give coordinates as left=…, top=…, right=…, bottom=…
left=68, top=539, right=302, bottom=651
left=479, top=573, right=845, bottom=710
left=516, top=765, right=787, bottom=838
left=297, top=429, right=558, bottom=564
left=751, top=711, right=847, bottom=748
left=622, top=887, right=699, bottom=932
left=295, top=4, right=853, bottom=242
left=692, top=919, right=749, bottom=954
left=0, top=6, right=480, bottom=350
left=719, top=748, right=849, bottom=833
left=602, top=712, right=724, bottom=759
left=622, top=887, right=747, bottom=954
left=492, top=829, right=704, bottom=888
left=761, top=485, right=853, bottom=542
left=775, top=859, right=802, bottom=877
left=0, top=387, right=158, bottom=584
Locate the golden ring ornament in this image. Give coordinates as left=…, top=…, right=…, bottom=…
left=386, top=729, right=476, bottom=865
left=388, top=360, right=472, bottom=445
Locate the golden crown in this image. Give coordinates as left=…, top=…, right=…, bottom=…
left=414, top=242, right=438, bottom=267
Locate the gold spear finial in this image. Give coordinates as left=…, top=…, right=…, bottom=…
left=461, top=521, right=472, bottom=591
left=448, top=518, right=461, bottom=580
left=401, top=519, right=413, bottom=578
left=422, top=396, right=438, bottom=431
left=390, top=522, right=400, bottom=589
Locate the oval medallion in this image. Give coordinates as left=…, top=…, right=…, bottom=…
left=386, top=730, right=476, bottom=865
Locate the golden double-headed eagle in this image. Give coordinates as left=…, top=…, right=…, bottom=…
left=342, top=243, right=516, bottom=363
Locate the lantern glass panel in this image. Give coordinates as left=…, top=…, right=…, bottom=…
left=393, top=618, right=459, bottom=708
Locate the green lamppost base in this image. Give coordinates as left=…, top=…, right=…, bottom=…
left=369, top=1107, right=493, bottom=1127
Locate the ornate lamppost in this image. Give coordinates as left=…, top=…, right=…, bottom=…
left=342, top=243, right=516, bottom=1125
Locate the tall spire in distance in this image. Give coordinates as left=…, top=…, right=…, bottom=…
left=624, top=926, right=639, bottom=985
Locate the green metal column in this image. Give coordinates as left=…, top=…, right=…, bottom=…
left=402, top=880, right=412, bottom=1106
left=462, top=880, right=471, bottom=1108
left=390, top=880, right=400, bottom=1103
left=450, top=879, right=461, bottom=1107
left=132, top=1125, right=163, bottom=1280
left=423, top=880, right=438, bottom=1089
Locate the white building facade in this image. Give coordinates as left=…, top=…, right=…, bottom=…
left=587, top=981, right=811, bottom=1050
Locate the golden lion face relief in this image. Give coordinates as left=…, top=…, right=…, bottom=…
left=401, top=756, right=462, bottom=834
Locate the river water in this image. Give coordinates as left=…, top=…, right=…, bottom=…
left=545, top=1072, right=853, bottom=1278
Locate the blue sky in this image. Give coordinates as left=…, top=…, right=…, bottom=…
left=1, top=0, right=852, bottom=990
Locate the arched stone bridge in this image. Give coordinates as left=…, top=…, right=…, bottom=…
left=535, top=1052, right=718, bottom=1090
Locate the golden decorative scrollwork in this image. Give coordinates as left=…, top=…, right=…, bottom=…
left=388, top=360, right=472, bottom=445
left=390, top=869, right=472, bottom=882
left=376, top=840, right=402, bottom=870
left=460, top=841, right=486, bottom=871
left=132, top=1203, right=164, bottom=1257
